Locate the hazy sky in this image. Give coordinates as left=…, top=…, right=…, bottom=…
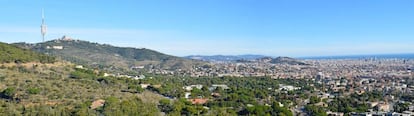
left=1, top=0, right=414, bottom=57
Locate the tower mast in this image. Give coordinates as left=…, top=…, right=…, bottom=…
left=41, top=9, right=47, bottom=42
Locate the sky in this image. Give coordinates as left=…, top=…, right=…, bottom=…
left=1, top=0, right=414, bottom=57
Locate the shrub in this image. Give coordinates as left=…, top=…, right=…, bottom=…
left=27, top=88, right=41, bottom=94
left=2, top=87, right=16, bottom=99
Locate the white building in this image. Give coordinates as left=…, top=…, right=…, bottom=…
left=52, top=46, right=63, bottom=49
left=279, top=84, right=301, bottom=91
left=183, top=85, right=203, bottom=91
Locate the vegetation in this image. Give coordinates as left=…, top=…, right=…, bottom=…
left=3, top=41, right=411, bottom=115
left=394, top=102, right=410, bottom=113
left=0, top=61, right=163, bottom=115
left=140, top=75, right=302, bottom=115
left=0, top=59, right=303, bottom=115
left=1, top=87, right=16, bottom=99
left=0, top=60, right=408, bottom=115
left=327, top=96, right=369, bottom=113
left=26, top=88, right=40, bottom=94
left=14, top=40, right=204, bottom=71
left=305, top=105, right=327, bottom=116
left=0, top=42, right=55, bottom=63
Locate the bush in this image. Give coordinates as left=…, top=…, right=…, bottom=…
left=70, top=69, right=96, bottom=79
left=27, top=88, right=41, bottom=94
left=2, top=87, right=16, bottom=99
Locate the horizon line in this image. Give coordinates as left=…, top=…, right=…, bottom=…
left=2, top=39, right=414, bottom=58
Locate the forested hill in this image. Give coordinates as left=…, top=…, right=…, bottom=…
left=0, top=42, right=55, bottom=63
left=14, top=39, right=205, bottom=70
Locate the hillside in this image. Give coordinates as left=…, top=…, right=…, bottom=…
left=269, top=56, right=309, bottom=65
left=0, top=42, right=55, bottom=63
left=0, top=63, right=162, bottom=115
left=0, top=41, right=162, bottom=115
left=15, top=39, right=204, bottom=70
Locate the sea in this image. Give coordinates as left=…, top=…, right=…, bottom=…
left=299, top=53, right=414, bottom=60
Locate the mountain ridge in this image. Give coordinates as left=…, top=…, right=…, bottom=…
left=185, top=55, right=308, bottom=65
left=0, top=42, right=55, bottom=63
left=14, top=39, right=205, bottom=71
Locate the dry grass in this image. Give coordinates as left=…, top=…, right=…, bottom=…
left=0, top=62, right=162, bottom=110
left=136, top=90, right=164, bottom=104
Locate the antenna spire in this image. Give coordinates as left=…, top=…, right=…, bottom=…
left=42, top=9, right=44, bottom=22
left=40, top=8, right=47, bottom=42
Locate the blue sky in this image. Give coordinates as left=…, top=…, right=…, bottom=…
left=1, top=0, right=414, bottom=57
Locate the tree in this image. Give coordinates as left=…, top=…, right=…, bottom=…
left=191, top=88, right=208, bottom=98
left=183, top=106, right=198, bottom=115
left=394, top=102, right=410, bottom=113
left=135, top=85, right=144, bottom=93
left=208, top=107, right=237, bottom=116
left=240, top=105, right=272, bottom=116
left=2, top=87, right=16, bottom=99
left=169, top=100, right=185, bottom=115
left=305, top=105, right=327, bottom=116
left=309, top=96, right=320, bottom=104
left=158, top=99, right=172, bottom=113
left=102, top=97, right=159, bottom=115
left=272, top=102, right=293, bottom=116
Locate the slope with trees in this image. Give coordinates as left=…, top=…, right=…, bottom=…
left=0, top=42, right=55, bottom=63
left=14, top=39, right=205, bottom=71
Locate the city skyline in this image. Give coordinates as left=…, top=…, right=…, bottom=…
left=1, top=0, right=414, bottom=57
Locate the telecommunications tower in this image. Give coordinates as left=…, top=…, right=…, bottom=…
left=40, top=9, right=47, bottom=42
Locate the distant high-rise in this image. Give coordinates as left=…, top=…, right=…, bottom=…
left=40, top=9, right=47, bottom=42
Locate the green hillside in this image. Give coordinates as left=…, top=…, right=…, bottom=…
left=0, top=42, right=55, bottom=63
left=15, top=39, right=204, bottom=70
left=0, top=42, right=162, bottom=115
left=0, top=61, right=162, bottom=115
left=270, top=57, right=308, bottom=65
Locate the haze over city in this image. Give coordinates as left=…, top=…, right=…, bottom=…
left=1, top=0, right=414, bottom=57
